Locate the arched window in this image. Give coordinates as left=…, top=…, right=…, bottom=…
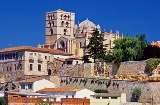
left=52, top=21, right=54, bottom=27
left=80, top=42, right=82, bottom=48
left=64, top=15, right=67, bottom=20
left=2, top=54, right=4, bottom=60
left=48, top=21, right=51, bottom=27
left=61, top=14, right=63, bottom=19
left=68, top=15, right=70, bottom=20
left=61, top=21, right=64, bottom=27
left=60, top=40, right=65, bottom=48
left=5, top=54, right=7, bottom=59
left=50, top=28, right=53, bottom=35
left=10, top=67, right=12, bottom=71
left=52, top=14, right=54, bottom=19
left=66, top=22, right=69, bottom=27
left=0, top=54, right=1, bottom=60
left=64, top=29, right=67, bottom=35
left=13, top=53, right=15, bottom=59
left=47, top=15, right=50, bottom=20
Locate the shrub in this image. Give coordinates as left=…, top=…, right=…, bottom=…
left=94, top=89, right=108, bottom=93
left=146, top=58, right=160, bottom=74
left=131, top=87, right=141, bottom=102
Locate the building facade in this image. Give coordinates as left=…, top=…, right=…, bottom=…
left=39, top=9, right=123, bottom=57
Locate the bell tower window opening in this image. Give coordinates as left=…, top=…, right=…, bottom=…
left=50, top=28, right=53, bottom=35
left=52, top=21, right=54, bottom=27
left=66, top=22, right=69, bottom=27
left=64, top=29, right=67, bottom=35
left=64, top=15, right=67, bottom=20
left=47, top=15, right=50, bottom=20
left=61, top=21, right=64, bottom=27
left=61, top=14, right=63, bottom=20
left=48, top=21, right=51, bottom=27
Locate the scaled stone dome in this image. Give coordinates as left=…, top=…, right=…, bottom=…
left=78, top=18, right=97, bottom=29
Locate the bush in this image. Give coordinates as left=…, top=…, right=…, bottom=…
left=131, top=87, right=141, bottom=102
left=0, top=97, right=7, bottom=105
left=146, top=58, right=160, bottom=74
left=94, top=89, right=108, bottom=93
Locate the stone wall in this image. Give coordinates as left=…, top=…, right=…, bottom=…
left=117, top=60, right=147, bottom=76
left=58, top=76, right=160, bottom=104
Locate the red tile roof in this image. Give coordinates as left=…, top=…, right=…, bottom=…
left=37, top=88, right=82, bottom=92
left=0, top=46, right=71, bottom=55
left=19, top=78, right=43, bottom=83
left=151, top=41, right=160, bottom=47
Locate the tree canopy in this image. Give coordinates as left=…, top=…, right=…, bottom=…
left=112, top=34, right=148, bottom=66
left=83, top=29, right=107, bottom=63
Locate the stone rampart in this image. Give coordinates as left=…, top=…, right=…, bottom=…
left=117, top=60, right=147, bottom=76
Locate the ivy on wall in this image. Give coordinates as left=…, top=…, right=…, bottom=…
left=146, top=58, right=160, bottom=74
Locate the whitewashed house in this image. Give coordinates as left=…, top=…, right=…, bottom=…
left=19, top=78, right=55, bottom=93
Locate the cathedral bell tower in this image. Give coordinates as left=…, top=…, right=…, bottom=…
left=45, top=9, right=75, bottom=43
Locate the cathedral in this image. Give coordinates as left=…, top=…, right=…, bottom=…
left=38, top=9, right=123, bottom=57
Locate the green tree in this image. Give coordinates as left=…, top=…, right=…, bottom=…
left=136, top=34, right=149, bottom=60
left=131, top=87, right=141, bottom=102
left=0, top=97, right=7, bottom=105
left=112, top=36, right=141, bottom=66
left=146, top=58, right=160, bottom=74
left=84, top=29, right=107, bottom=63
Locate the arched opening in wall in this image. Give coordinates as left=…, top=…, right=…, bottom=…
left=52, top=21, right=54, bottom=27
left=50, top=28, right=53, bottom=35
left=47, top=15, right=50, bottom=20
left=64, top=29, right=67, bottom=35
left=48, top=69, right=51, bottom=75
left=61, top=21, right=64, bottom=27
left=66, top=22, right=69, bottom=27
left=80, top=42, right=82, bottom=48
left=60, top=40, right=65, bottom=48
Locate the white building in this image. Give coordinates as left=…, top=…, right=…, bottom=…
left=19, top=78, right=55, bottom=92
left=36, top=88, right=95, bottom=101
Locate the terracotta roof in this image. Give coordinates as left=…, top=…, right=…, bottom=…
left=0, top=46, right=71, bottom=55
left=19, top=78, right=43, bottom=83
left=11, top=87, right=19, bottom=92
left=151, top=41, right=160, bottom=47
left=36, top=88, right=82, bottom=92
left=69, top=55, right=81, bottom=59
left=55, top=58, right=66, bottom=61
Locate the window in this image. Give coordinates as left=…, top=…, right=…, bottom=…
left=2, top=54, right=4, bottom=60
left=21, top=84, right=25, bottom=89
left=45, top=56, right=47, bottom=59
left=72, top=95, right=74, bottom=98
left=14, top=64, right=16, bottom=70
left=0, top=54, right=1, bottom=60
left=52, top=21, right=54, bottom=27
left=5, top=54, right=7, bottom=59
left=19, top=64, right=22, bottom=70
left=61, top=21, right=64, bottom=26
left=96, top=97, right=100, bottom=99
left=102, top=97, right=109, bottom=99
left=15, top=52, right=18, bottom=59
left=7, top=67, right=8, bottom=71
left=66, top=22, right=69, bottom=27
left=30, top=64, right=33, bottom=70
left=111, top=97, right=118, bottom=99
left=67, top=61, right=72, bottom=65
left=28, top=84, right=32, bottom=89
left=50, top=28, right=53, bottom=35
left=66, top=95, right=68, bottom=98
left=9, top=53, right=12, bottom=59
left=38, top=64, right=41, bottom=71
left=13, top=53, right=15, bottom=59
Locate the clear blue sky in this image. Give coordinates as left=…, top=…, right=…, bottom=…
left=0, top=0, right=160, bottom=49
